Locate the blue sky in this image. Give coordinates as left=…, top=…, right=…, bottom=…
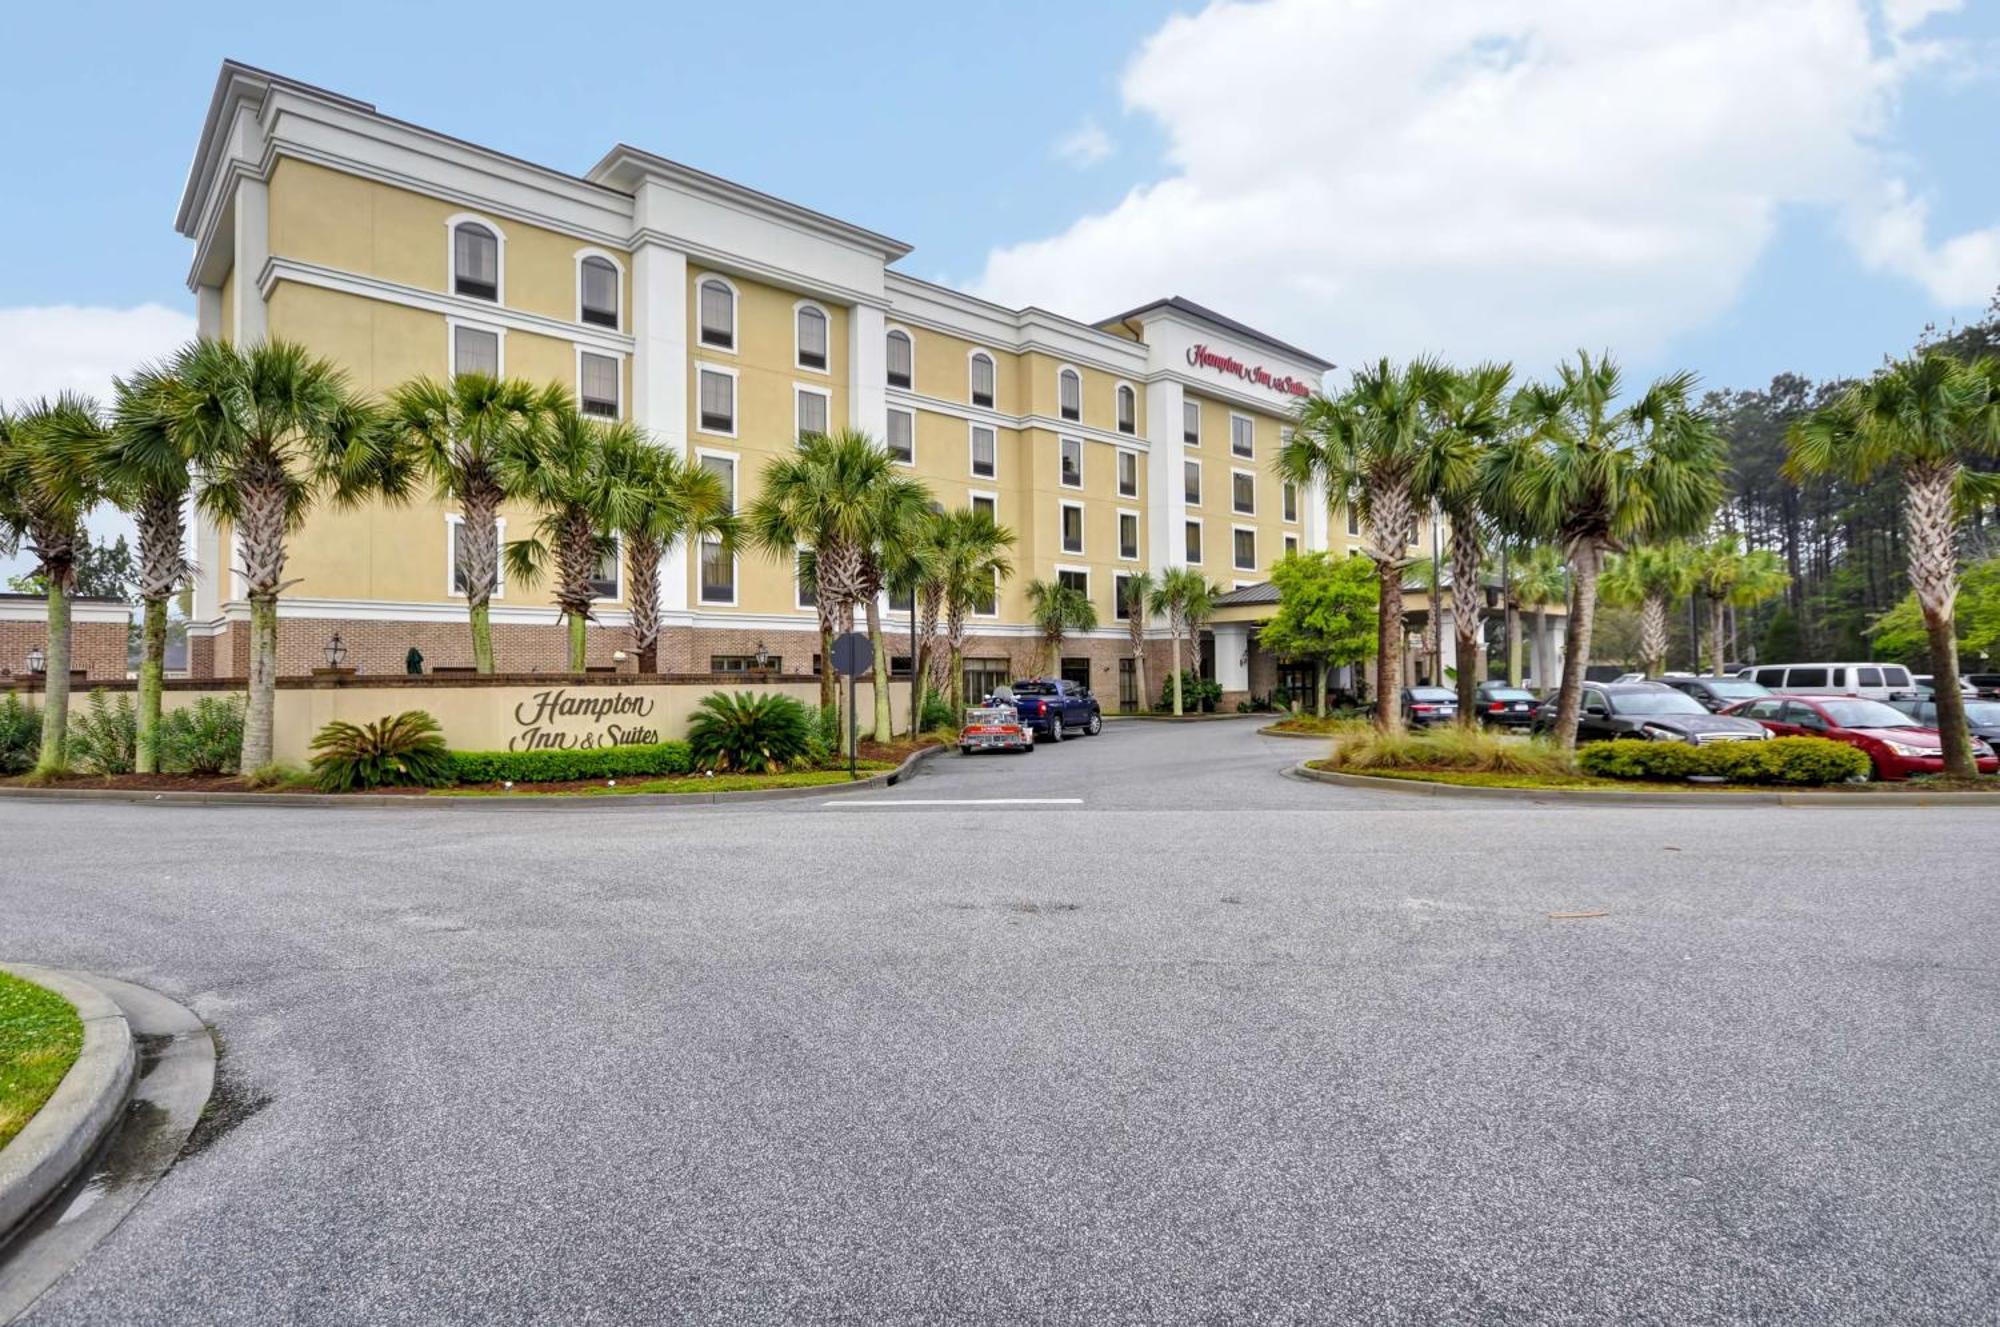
left=2, top=0, right=1998, bottom=405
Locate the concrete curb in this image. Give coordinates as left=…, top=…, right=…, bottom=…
left=0, top=743, right=947, bottom=811
left=1290, top=761, right=2000, bottom=807
left=0, top=964, right=135, bottom=1242
left=1107, top=712, right=1265, bottom=723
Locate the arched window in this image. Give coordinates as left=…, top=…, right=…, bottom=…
left=698, top=277, right=736, bottom=350
left=1059, top=368, right=1081, bottom=422
left=579, top=255, right=619, bottom=328
left=796, top=303, right=828, bottom=371
left=969, top=352, right=995, bottom=409
left=1116, top=384, right=1136, bottom=434
left=886, top=329, right=913, bottom=388
left=452, top=221, right=499, bottom=302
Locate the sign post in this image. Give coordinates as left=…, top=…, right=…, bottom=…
left=830, top=631, right=872, bottom=781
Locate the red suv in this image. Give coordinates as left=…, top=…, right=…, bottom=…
left=1722, top=694, right=1999, bottom=780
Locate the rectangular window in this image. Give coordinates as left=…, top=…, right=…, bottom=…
left=973, top=572, right=998, bottom=616
left=579, top=352, right=620, bottom=418
left=795, top=549, right=816, bottom=609
left=1060, top=657, right=1091, bottom=691
left=711, top=654, right=782, bottom=673
left=1231, top=415, right=1254, bottom=458
left=970, top=493, right=996, bottom=521
left=453, top=325, right=499, bottom=378
left=796, top=387, right=829, bottom=439
left=453, top=227, right=498, bottom=301
left=1119, top=511, right=1139, bottom=560
left=699, top=282, right=733, bottom=349
left=1184, top=460, right=1201, bottom=505
left=1185, top=520, right=1203, bottom=563
left=1284, top=533, right=1299, bottom=558
left=1114, top=572, right=1134, bottom=622
left=698, top=368, right=735, bottom=434
left=971, top=425, right=996, bottom=478
left=1060, top=503, right=1084, bottom=554
left=1117, top=450, right=1138, bottom=498
left=1060, top=438, right=1082, bottom=488
left=1347, top=506, right=1360, bottom=537
left=797, top=308, right=828, bottom=370
left=699, top=537, right=734, bottom=604
left=1789, top=667, right=1829, bottom=688
left=887, top=409, right=914, bottom=463
left=588, top=536, right=620, bottom=599
left=1060, top=372, right=1081, bottom=422
left=1857, top=666, right=1883, bottom=687
left=1058, top=568, right=1088, bottom=598
left=699, top=452, right=736, bottom=509
left=1183, top=400, right=1201, bottom=445
left=971, top=355, right=995, bottom=408
left=1232, top=470, right=1256, bottom=515
left=1119, top=657, right=1137, bottom=710
left=1282, top=481, right=1298, bottom=522
left=1234, top=527, right=1256, bottom=571
left=964, top=656, right=1008, bottom=699
left=580, top=260, right=618, bottom=328
left=1117, top=388, right=1136, bottom=434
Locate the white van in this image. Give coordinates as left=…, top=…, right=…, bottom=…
left=1737, top=662, right=1916, bottom=700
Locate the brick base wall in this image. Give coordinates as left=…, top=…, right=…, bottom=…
left=0, top=620, right=130, bottom=683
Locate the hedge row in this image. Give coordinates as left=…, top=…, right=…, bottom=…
left=1577, top=736, right=1870, bottom=785
left=447, top=741, right=693, bottom=785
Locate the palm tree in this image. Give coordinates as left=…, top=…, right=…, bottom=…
left=384, top=373, right=562, bottom=673
left=1025, top=578, right=1097, bottom=675
left=102, top=367, right=195, bottom=772
left=881, top=507, right=946, bottom=736
left=1790, top=350, right=2000, bottom=777
left=1601, top=542, right=1696, bottom=679
left=1485, top=352, right=1725, bottom=748
left=935, top=507, right=1015, bottom=714
left=1120, top=570, right=1155, bottom=715
left=1690, top=535, right=1790, bottom=678
left=174, top=339, right=407, bottom=771
left=1147, top=566, right=1213, bottom=716
left=1509, top=545, right=1568, bottom=698
left=1416, top=362, right=1512, bottom=723
left=600, top=430, right=733, bottom=674
left=856, top=479, right=934, bottom=743
left=0, top=394, right=108, bottom=777
left=1281, top=359, right=1432, bottom=730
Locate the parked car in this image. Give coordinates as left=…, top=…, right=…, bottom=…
left=1723, top=693, right=1999, bottom=780
left=1962, top=672, right=2000, bottom=699
left=1737, top=662, right=1916, bottom=701
left=957, top=704, right=1034, bottom=755
left=1002, top=679, right=1101, bottom=741
left=1662, top=676, right=1772, bottom=712
left=1538, top=681, right=1769, bottom=745
left=1914, top=674, right=1978, bottom=698
left=1401, top=686, right=1459, bottom=728
left=1889, top=695, right=2000, bottom=747
left=1473, top=683, right=1539, bottom=729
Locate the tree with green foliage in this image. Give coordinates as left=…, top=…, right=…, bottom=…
left=0, top=394, right=108, bottom=776
left=1870, top=555, right=2000, bottom=666
left=935, top=507, right=1015, bottom=714
left=1147, top=567, right=1214, bottom=716
left=1120, top=571, right=1155, bottom=716
left=1257, top=551, right=1377, bottom=716
left=4, top=530, right=137, bottom=600
left=1508, top=545, right=1568, bottom=695
left=500, top=405, right=638, bottom=672
left=1601, top=543, right=1695, bottom=679
left=1690, top=534, right=1791, bottom=677
left=1485, top=352, right=1725, bottom=748
left=1025, top=578, right=1097, bottom=676
left=1416, top=361, right=1513, bottom=721
left=598, top=426, right=733, bottom=674
left=1791, top=350, right=2000, bottom=778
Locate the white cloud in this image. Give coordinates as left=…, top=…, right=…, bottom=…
left=1052, top=119, right=1114, bottom=169
left=975, top=0, right=1992, bottom=375
left=0, top=303, right=196, bottom=409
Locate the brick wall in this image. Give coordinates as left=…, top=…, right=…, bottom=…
left=192, top=617, right=636, bottom=680
left=0, top=620, right=130, bottom=682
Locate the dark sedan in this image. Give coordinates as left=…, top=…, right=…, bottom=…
left=1537, top=681, right=1769, bottom=745
left=1401, top=686, right=1458, bottom=728
left=1890, top=696, right=2000, bottom=748
left=1662, top=676, right=1771, bottom=713
left=1473, top=683, right=1539, bottom=729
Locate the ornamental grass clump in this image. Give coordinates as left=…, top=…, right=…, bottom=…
left=687, top=691, right=813, bottom=773
left=308, top=710, right=455, bottom=792
left=1326, top=723, right=1574, bottom=776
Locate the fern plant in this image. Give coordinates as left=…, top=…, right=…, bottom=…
left=308, top=710, right=454, bottom=792
left=687, top=691, right=813, bottom=773
left=159, top=696, right=246, bottom=775
left=67, top=690, right=137, bottom=775
left=0, top=693, right=40, bottom=775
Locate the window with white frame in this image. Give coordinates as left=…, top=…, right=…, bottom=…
left=969, top=493, right=996, bottom=521
left=973, top=572, right=998, bottom=616
left=1060, top=502, right=1085, bottom=554
left=1284, top=533, right=1300, bottom=558
left=449, top=516, right=504, bottom=597
left=795, top=549, right=817, bottom=609
left=452, top=324, right=500, bottom=378
left=1347, top=506, right=1360, bottom=536
left=1183, top=399, right=1201, bottom=445
left=1185, top=519, right=1203, bottom=563
left=886, top=329, right=913, bottom=388
left=698, top=367, right=735, bottom=434
left=698, top=452, right=736, bottom=604
left=970, top=424, right=996, bottom=477
left=1060, top=437, right=1082, bottom=488
left=1232, top=470, right=1256, bottom=515
left=1116, top=384, right=1136, bottom=434
left=453, top=221, right=499, bottom=301
left=1119, top=511, right=1139, bottom=560
left=589, top=534, right=620, bottom=599
left=886, top=408, right=914, bottom=463
left=1114, top=572, right=1135, bottom=621
left=1117, top=449, right=1137, bottom=498
left=1231, top=414, right=1254, bottom=458
left=796, top=304, right=829, bottom=371
left=1058, top=568, right=1089, bottom=598
left=970, top=352, right=995, bottom=408
left=579, top=255, right=618, bottom=328
left=1184, top=459, right=1201, bottom=505
left=698, top=278, right=735, bottom=350
left=579, top=351, right=620, bottom=418
left=796, top=386, right=829, bottom=439
left=1282, top=480, right=1298, bottom=522
left=1059, top=368, right=1081, bottom=422
left=1234, top=527, right=1257, bottom=571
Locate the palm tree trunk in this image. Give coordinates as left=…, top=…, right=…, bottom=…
left=242, top=593, right=279, bottom=771
left=1315, top=660, right=1328, bottom=718
left=865, top=596, right=891, bottom=743
left=1907, top=460, right=1975, bottom=778
left=1506, top=599, right=1522, bottom=687
left=817, top=601, right=836, bottom=712
left=1450, top=526, right=1483, bottom=725
left=567, top=613, right=587, bottom=672
left=137, top=596, right=167, bottom=773
left=627, top=539, right=661, bottom=673
left=461, top=489, right=502, bottom=674
left=33, top=581, right=71, bottom=777
left=1532, top=607, right=1550, bottom=697
left=1551, top=540, right=1603, bottom=751
left=1374, top=561, right=1403, bottom=732
left=1169, top=631, right=1184, bottom=716
left=1708, top=597, right=1727, bottom=678
left=1638, top=594, right=1668, bottom=679
left=1132, top=631, right=1148, bottom=718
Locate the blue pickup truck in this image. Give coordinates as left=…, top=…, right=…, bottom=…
left=995, top=679, right=1102, bottom=742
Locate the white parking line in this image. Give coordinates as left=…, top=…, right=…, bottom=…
left=823, top=797, right=1084, bottom=808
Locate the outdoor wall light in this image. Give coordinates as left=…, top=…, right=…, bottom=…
left=753, top=640, right=771, bottom=669
left=26, top=646, right=46, bottom=674
left=324, top=632, right=348, bottom=668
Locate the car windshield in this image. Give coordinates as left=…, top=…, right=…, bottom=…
left=1702, top=681, right=1768, bottom=698
left=1609, top=689, right=1706, bottom=715
left=1409, top=688, right=1455, bottom=701
left=1484, top=688, right=1534, bottom=700
left=1011, top=681, right=1058, bottom=695
left=1822, top=699, right=1916, bottom=728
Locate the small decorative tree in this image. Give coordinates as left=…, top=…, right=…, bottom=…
left=1257, top=551, right=1377, bottom=716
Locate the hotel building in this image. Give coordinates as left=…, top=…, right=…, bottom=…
left=174, top=62, right=1446, bottom=706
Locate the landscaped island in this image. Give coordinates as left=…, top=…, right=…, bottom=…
left=0, top=969, right=83, bottom=1150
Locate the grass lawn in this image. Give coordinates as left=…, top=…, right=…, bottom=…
left=1263, top=715, right=1369, bottom=735
left=1306, top=762, right=2000, bottom=795
left=0, top=969, right=84, bottom=1150
left=437, top=763, right=896, bottom=798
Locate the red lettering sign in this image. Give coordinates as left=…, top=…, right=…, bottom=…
left=1187, top=344, right=1312, bottom=398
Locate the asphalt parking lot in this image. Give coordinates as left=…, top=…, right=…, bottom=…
left=3, top=719, right=1997, bottom=1323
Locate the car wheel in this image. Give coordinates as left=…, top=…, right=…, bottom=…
left=1085, top=713, right=1102, bottom=736
left=1046, top=718, right=1063, bottom=743
left=959, top=745, right=974, bottom=756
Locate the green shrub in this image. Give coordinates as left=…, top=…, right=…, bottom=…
left=447, top=741, right=692, bottom=785
left=1733, top=736, right=1871, bottom=785
left=1160, top=671, right=1222, bottom=713
left=688, top=691, right=813, bottom=772
left=919, top=693, right=957, bottom=732
left=1578, top=736, right=1869, bottom=786
left=1328, top=724, right=1574, bottom=776
left=159, top=696, right=245, bottom=775
left=0, top=693, right=39, bottom=775
left=308, top=711, right=454, bottom=792
left=67, top=690, right=136, bottom=775
left=1577, top=740, right=1700, bottom=781
left=805, top=703, right=844, bottom=765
